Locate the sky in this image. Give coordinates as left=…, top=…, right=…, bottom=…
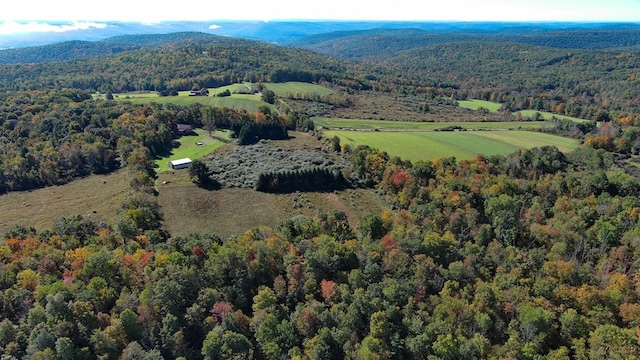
left=0, top=0, right=639, bottom=34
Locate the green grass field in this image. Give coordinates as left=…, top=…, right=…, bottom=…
left=264, top=82, right=333, bottom=97
left=514, top=110, right=593, bottom=123
left=458, top=99, right=503, bottom=112
left=122, top=93, right=270, bottom=113
left=155, top=129, right=231, bottom=172
left=455, top=99, right=593, bottom=124
left=323, top=130, right=579, bottom=162
left=313, top=117, right=549, bottom=130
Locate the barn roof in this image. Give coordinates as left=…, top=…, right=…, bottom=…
left=168, top=158, right=192, bottom=166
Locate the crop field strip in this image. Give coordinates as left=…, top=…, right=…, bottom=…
left=322, top=130, right=579, bottom=162
left=313, top=117, right=550, bottom=130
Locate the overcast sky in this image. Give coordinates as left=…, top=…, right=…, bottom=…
left=1, top=0, right=639, bottom=28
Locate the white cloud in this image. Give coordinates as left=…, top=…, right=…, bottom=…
left=0, top=21, right=108, bottom=35
left=208, top=24, right=222, bottom=30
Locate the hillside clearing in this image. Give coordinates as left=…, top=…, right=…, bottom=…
left=155, top=129, right=231, bottom=172
left=0, top=170, right=128, bottom=235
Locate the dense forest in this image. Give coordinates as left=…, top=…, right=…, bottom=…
left=1, top=26, right=640, bottom=359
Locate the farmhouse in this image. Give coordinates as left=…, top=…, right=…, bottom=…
left=189, top=89, right=208, bottom=96
left=168, top=158, right=192, bottom=170
left=175, top=124, right=194, bottom=135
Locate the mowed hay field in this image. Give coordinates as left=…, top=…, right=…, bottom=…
left=0, top=170, right=129, bottom=234
left=323, top=130, right=580, bottom=162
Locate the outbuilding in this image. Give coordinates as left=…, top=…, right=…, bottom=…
left=168, top=158, right=192, bottom=170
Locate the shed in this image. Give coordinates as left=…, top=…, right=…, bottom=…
left=168, top=158, right=192, bottom=170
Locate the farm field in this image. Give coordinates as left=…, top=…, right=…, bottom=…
left=0, top=170, right=128, bottom=235
left=458, top=99, right=503, bottom=112
left=155, top=129, right=231, bottom=172
left=322, top=130, right=580, bottom=162
left=314, top=117, right=549, bottom=130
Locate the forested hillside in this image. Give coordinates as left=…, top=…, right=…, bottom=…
left=1, top=27, right=640, bottom=360
left=0, top=32, right=230, bottom=64
left=0, top=38, right=356, bottom=94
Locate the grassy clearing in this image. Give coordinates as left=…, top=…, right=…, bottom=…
left=514, top=110, right=593, bottom=123
left=458, top=99, right=503, bottom=112
left=157, top=170, right=388, bottom=239
left=264, top=82, right=333, bottom=97
left=313, top=117, right=548, bottom=130
left=0, top=170, right=129, bottom=235
left=155, top=129, right=231, bottom=172
left=323, top=130, right=579, bottom=162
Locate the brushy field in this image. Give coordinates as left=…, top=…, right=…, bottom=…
left=155, top=129, right=231, bottom=172
left=458, top=99, right=503, bottom=112
left=314, top=117, right=548, bottom=130
left=157, top=133, right=387, bottom=238
left=0, top=170, right=129, bottom=235
left=157, top=170, right=388, bottom=239
left=322, top=130, right=580, bottom=162
left=264, top=82, right=333, bottom=97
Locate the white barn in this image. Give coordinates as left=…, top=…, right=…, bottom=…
left=168, top=158, right=192, bottom=170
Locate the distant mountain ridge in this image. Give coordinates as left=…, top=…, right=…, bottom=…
left=2, top=20, right=638, bottom=49
left=3, top=21, right=639, bottom=65
left=290, top=24, right=640, bottom=59
left=0, top=32, right=256, bottom=64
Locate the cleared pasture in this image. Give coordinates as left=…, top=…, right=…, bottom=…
left=323, top=130, right=579, bottom=162
left=458, top=99, right=503, bottom=112
left=313, top=117, right=548, bottom=130
left=155, top=129, right=230, bottom=172
left=0, top=170, right=128, bottom=235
